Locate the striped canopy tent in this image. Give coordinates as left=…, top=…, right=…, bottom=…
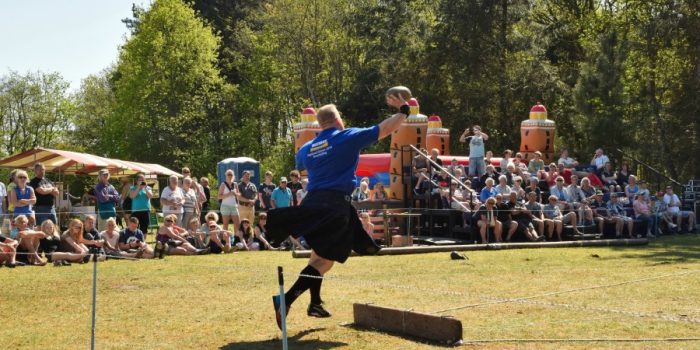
left=0, top=147, right=181, bottom=177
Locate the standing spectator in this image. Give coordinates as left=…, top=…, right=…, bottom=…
left=181, top=167, right=192, bottom=180
left=199, top=177, right=211, bottom=223
left=217, top=170, right=240, bottom=232
left=10, top=170, right=36, bottom=225
left=527, top=151, right=546, bottom=174
left=296, top=178, right=309, bottom=204
left=633, top=194, right=657, bottom=237
left=288, top=170, right=303, bottom=207
left=459, top=125, right=488, bottom=177
left=181, top=177, right=199, bottom=230
left=118, top=217, right=154, bottom=259
left=119, top=177, right=133, bottom=223
left=129, top=174, right=154, bottom=234
left=161, top=175, right=185, bottom=226
left=29, top=162, right=58, bottom=225
left=271, top=177, right=293, bottom=209
left=663, top=186, right=696, bottom=233
left=590, top=148, right=609, bottom=175
left=0, top=174, right=6, bottom=223
left=237, top=171, right=258, bottom=223
left=258, top=171, right=276, bottom=212
left=95, top=169, right=121, bottom=230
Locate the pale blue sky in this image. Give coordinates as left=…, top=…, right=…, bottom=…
left=0, top=0, right=150, bottom=91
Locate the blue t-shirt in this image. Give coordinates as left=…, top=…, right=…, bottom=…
left=118, top=228, right=145, bottom=244
left=479, top=187, right=497, bottom=202
left=296, top=126, right=380, bottom=195
left=129, top=185, right=152, bottom=212
left=271, top=187, right=293, bottom=208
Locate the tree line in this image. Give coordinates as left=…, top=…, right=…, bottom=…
left=1, top=0, right=698, bottom=184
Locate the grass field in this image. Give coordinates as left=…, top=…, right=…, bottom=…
left=2, top=235, right=700, bottom=350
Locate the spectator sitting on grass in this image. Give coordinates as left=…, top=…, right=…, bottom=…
left=40, top=219, right=89, bottom=265
left=527, top=151, right=546, bottom=174
left=0, top=234, right=20, bottom=267
left=100, top=218, right=134, bottom=259
left=234, top=218, right=271, bottom=251
left=607, top=193, right=634, bottom=238
left=82, top=215, right=106, bottom=258
left=155, top=214, right=207, bottom=258
left=663, top=186, right=696, bottom=233
left=185, top=218, right=207, bottom=249
left=476, top=197, right=500, bottom=243
left=203, top=212, right=232, bottom=254
left=118, top=217, right=154, bottom=259
left=60, top=218, right=91, bottom=263
left=254, top=212, right=274, bottom=250
left=10, top=214, right=46, bottom=265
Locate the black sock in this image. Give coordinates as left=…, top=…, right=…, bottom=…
left=285, top=265, right=320, bottom=306
left=309, top=277, right=323, bottom=305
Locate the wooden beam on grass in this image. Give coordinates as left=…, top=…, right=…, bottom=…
left=353, top=303, right=462, bottom=345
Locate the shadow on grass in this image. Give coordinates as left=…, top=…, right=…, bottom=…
left=340, top=323, right=460, bottom=348
left=605, top=235, right=700, bottom=265
left=220, top=328, right=347, bottom=350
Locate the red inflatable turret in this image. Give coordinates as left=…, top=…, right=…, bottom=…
left=519, top=102, right=556, bottom=163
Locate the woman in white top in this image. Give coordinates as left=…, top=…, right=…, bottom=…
left=296, top=178, right=309, bottom=205
left=160, top=175, right=185, bottom=226
left=181, top=177, right=199, bottom=229
left=494, top=175, right=512, bottom=196
left=217, top=169, right=240, bottom=232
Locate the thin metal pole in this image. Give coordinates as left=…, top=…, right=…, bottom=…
left=90, top=253, right=97, bottom=350
left=277, top=266, right=288, bottom=350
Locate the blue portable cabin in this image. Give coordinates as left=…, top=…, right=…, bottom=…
left=217, top=157, right=260, bottom=187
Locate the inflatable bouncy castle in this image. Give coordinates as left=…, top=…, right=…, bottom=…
left=388, top=98, right=428, bottom=200
left=426, top=114, right=450, bottom=156
left=294, top=107, right=321, bottom=153
left=519, top=102, right=556, bottom=163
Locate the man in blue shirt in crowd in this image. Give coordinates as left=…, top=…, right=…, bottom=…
left=267, top=87, right=410, bottom=329
left=270, top=177, right=293, bottom=209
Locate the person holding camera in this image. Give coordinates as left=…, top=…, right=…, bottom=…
left=459, top=125, right=489, bottom=178
left=129, top=173, right=154, bottom=234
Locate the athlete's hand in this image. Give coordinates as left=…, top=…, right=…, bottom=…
left=386, top=94, right=407, bottom=109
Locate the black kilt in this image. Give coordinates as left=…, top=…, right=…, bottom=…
left=266, top=190, right=380, bottom=263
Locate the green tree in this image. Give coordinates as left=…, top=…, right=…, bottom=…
left=0, top=71, right=73, bottom=156
left=111, top=0, right=234, bottom=174
left=69, top=69, right=116, bottom=154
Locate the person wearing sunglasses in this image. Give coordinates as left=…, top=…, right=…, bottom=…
left=9, top=170, right=36, bottom=225
left=154, top=214, right=208, bottom=258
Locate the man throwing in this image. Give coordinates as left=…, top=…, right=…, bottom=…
left=267, top=88, right=410, bottom=328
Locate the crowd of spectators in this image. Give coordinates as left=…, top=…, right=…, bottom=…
left=0, top=163, right=318, bottom=268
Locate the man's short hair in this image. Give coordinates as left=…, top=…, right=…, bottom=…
left=289, top=170, right=300, bottom=178
left=265, top=171, right=273, bottom=177
left=182, top=167, right=191, bottom=173
left=242, top=170, right=250, bottom=176
left=317, top=104, right=340, bottom=128
left=34, top=162, right=45, bottom=169
left=129, top=217, right=139, bottom=224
